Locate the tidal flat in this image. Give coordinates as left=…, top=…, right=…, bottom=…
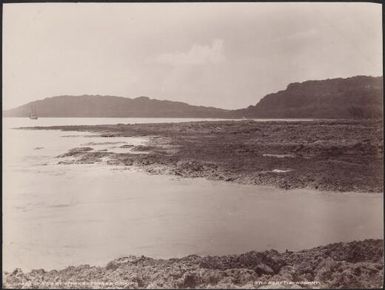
left=5, top=119, right=382, bottom=289
left=26, top=119, right=384, bottom=193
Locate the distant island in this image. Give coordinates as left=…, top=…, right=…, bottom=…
left=233, top=75, right=383, bottom=119
left=3, top=75, right=383, bottom=119
left=3, top=95, right=229, bottom=118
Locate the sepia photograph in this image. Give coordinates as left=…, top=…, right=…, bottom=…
left=2, top=2, right=384, bottom=289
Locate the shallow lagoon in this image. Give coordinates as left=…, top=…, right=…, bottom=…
left=3, top=118, right=383, bottom=271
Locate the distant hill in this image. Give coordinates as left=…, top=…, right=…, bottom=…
left=3, top=95, right=230, bottom=118
left=233, top=76, right=383, bottom=119
left=3, top=76, right=383, bottom=119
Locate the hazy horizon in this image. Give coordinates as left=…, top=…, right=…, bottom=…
left=3, top=73, right=383, bottom=112
left=3, top=3, right=382, bottom=110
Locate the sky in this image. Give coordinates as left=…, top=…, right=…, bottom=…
left=3, top=3, right=383, bottom=110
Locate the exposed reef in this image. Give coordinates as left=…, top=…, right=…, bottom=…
left=30, top=119, right=384, bottom=193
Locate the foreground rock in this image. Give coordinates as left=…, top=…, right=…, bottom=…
left=35, top=119, right=384, bottom=193
left=3, top=239, right=383, bottom=289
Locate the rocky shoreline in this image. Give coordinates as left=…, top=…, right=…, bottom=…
left=8, top=120, right=383, bottom=289
left=4, top=239, right=384, bottom=289
left=24, top=119, right=383, bottom=192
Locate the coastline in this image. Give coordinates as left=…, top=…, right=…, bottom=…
left=23, top=119, right=384, bottom=193
left=4, top=239, right=384, bottom=289
left=6, top=119, right=382, bottom=289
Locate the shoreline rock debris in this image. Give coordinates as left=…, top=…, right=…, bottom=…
left=3, top=239, right=383, bottom=289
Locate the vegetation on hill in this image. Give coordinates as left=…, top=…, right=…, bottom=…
left=4, top=76, right=383, bottom=119
left=234, top=76, right=383, bottom=119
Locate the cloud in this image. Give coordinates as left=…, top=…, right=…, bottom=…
left=271, top=29, right=318, bottom=43
left=155, top=39, right=225, bottom=66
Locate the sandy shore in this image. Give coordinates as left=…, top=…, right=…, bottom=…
left=4, top=239, right=383, bottom=289
left=25, top=119, right=383, bottom=192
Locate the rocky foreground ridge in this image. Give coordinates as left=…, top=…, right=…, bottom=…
left=4, top=239, right=384, bottom=289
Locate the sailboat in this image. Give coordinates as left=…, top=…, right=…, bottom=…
left=29, top=106, right=38, bottom=120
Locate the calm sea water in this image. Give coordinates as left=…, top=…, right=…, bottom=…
left=3, top=117, right=383, bottom=272
left=4, top=117, right=317, bottom=127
